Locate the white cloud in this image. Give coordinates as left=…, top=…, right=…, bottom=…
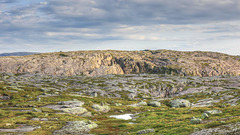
left=0, top=0, right=240, bottom=55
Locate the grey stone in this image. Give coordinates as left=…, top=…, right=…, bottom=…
left=40, top=118, right=49, bottom=121
left=53, top=121, right=97, bottom=135
left=138, top=101, right=148, bottom=106
left=190, top=122, right=240, bottom=135
left=204, top=110, right=222, bottom=115
left=115, top=103, right=122, bottom=106
left=190, top=117, right=202, bottom=124
left=0, top=124, right=41, bottom=133
left=170, top=99, right=190, bottom=108
left=148, top=101, right=161, bottom=107
left=137, top=129, right=155, bottom=134
left=81, top=112, right=93, bottom=117
left=31, top=118, right=40, bottom=121
left=50, top=118, right=59, bottom=121
left=62, top=107, right=89, bottom=116
left=201, top=113, right=209, bottom=119
left=221, top=95, right=234, bottom=100
left=32, top=108, right=42, bottom=112
left=58, top=100, right=84, bottom=107
left=92, top=104, right=110, bottom=113
left=192, top=98, right=220, bottom=107
left=36, top=97, right=41, bottom=102
left=90, top=92, right=98, bottom=97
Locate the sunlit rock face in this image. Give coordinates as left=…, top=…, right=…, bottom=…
left=0, top=50, right=240, bottom=76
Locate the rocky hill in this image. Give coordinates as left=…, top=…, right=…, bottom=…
left=0, top=50, right=240, bottom=76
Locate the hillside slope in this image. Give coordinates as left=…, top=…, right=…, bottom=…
left=0, top=50, right=240, bottom=76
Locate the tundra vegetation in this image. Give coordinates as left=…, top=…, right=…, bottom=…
left=0, top=50, right=239, bottom=134
left=0, top=72, right=239, bottom=134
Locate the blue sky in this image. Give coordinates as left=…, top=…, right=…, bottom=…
left=0, top=0, right=240, bottom=55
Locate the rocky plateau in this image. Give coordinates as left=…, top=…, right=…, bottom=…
left=0, top=50, right=239, bottom=134
left=0, top=50, right=240, bottom=77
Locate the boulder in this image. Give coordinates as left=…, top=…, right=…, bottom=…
left=148, top=101, right=161, bottom=107
left=92, top=104, right=110, bottom=113
left=129, top=101, right=148, bottom=107
left=90, top=92, right=98, bottom=97
left=204, top=110, right=222, bottom=115
left=201, top=113, right=209, bottom=119
left=190, top=122, right=240, bottom=135
left=53, top=121, right=97, bottom=135
left=170, top=99, right=190, bottom=108
left=138, top=101, right=148, bottom=106
left=36, top=97, right=41, bottom=102
left=58, top=100, right=84, bottom=107
left=40, top=118, right=49, bottom=121
left=81, top=112, right=93, bottom=117
left=32, top=108, right=42, bottom=112
left=190, top=117, right=201, bottom=124
left=62, top=107, right=90, bottom=116
left=31, top=118, right=40, bottom=121
left=137, top=129, right=155, bottom=134
left=115, top=103, right=122, bottom=106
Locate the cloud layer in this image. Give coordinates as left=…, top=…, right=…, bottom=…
left=0, top=0, right=240, bottom=55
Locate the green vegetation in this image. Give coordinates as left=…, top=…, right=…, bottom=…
left=0, top=73, right=240, bottom=134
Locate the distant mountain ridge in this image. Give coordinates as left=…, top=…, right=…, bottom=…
left=0, top=52, right=38, bottom=57
left=0, top=50, right=239, bottom=76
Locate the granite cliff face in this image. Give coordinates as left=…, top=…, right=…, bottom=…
left=0, top=50, right=239, bottom=76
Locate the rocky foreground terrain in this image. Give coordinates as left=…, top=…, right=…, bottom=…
left=0, top=72, right=239, bottom=134
left=0, top=50, right=240, bottom=77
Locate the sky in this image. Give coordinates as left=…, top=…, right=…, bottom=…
left=0, top=0, right=240, bottom=55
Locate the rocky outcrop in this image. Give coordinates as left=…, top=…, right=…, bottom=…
left=0, top=50, right=240, bottom=76
left=53, top=121, right=97, bottom=135
left=190, top=122, right=240, bottom=135
left=44, top=100, right=92, bottom=117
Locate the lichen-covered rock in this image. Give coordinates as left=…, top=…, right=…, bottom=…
left=53, top=121, right=97, bottom=135
left=0, top=94, right=11, bottom=100
left=40, top=118, right=48, bottom=121
left=62, top=107, right=90, bottom=116
left=204, top=110, right=222, bottom=115
left=92, top=104, right=110, bottom=113
left=90, top=92, right=98, bottom=97
left=31, top=118, right=40, bottom=121
left=137, top=129, right=155, bottom=134
left=201, top=113, right=209, bottom=119
left=43, top=100, right=92, bottom=117
left=190, top=122, right=240, bottom=135
left=192, top=98, right=220, bottom=107
left=58, top=100, right=84, bottom=107
left=201, top=110, right=222, bottom=120
left=32, top=108, right=41, bottom=112
left=170, top=99, right=191, bottom=108
left=190, top=117, right=202, bottom=124
left=80, top=112, right=93, bottom=117
left=115, top=103, right=122, bottom=106
left=129, top=101, right=148, bottom=107
left=148, top=101, right=161, bottom=107
left=138, top=101, right=148, bottom=106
